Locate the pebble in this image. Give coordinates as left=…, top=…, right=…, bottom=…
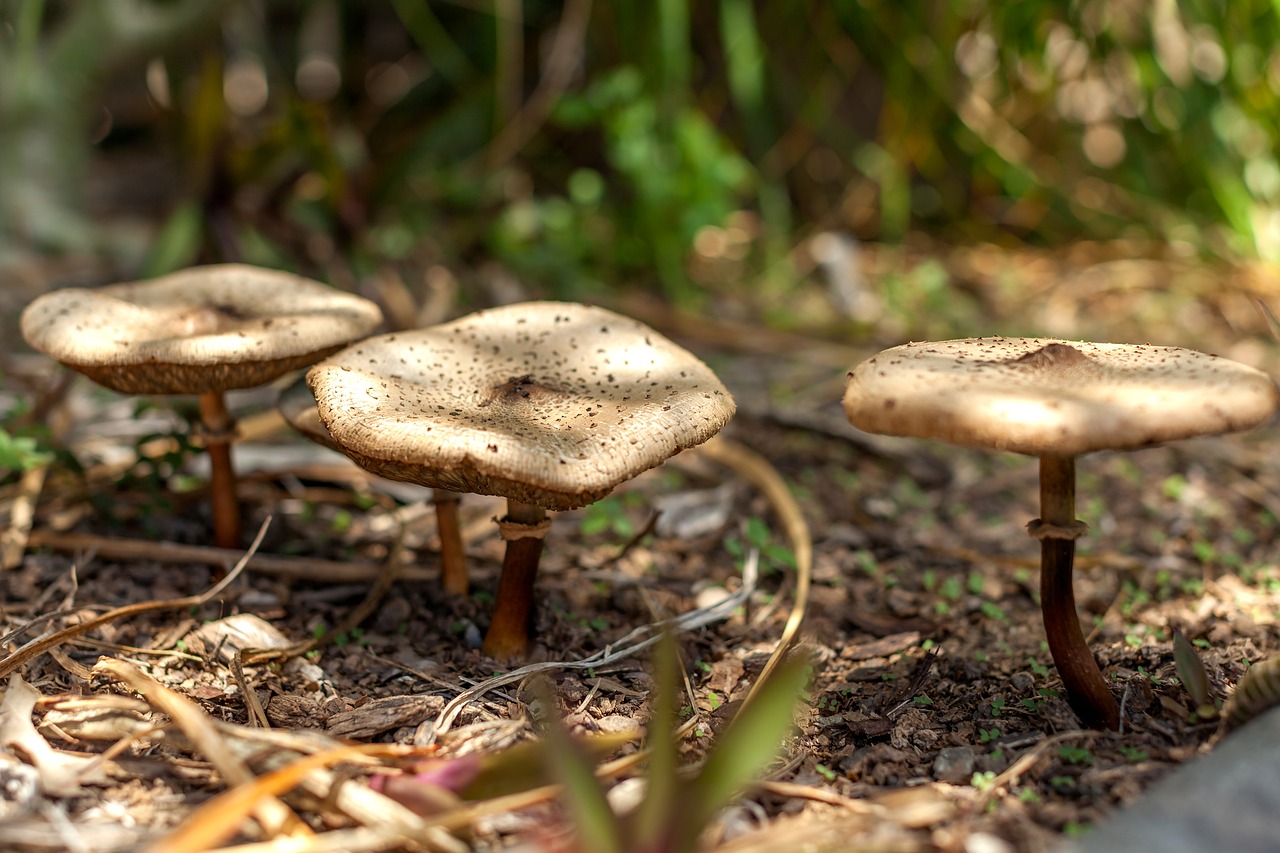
left=932, top=746, right=976, bottom=783
left=595, top=714, right=642, bottom=735
left=1065, top=706, right=1280, bottom=853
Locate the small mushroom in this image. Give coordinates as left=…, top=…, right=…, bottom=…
left=278, top=373, right=469, bottom=596
left=308, top=301, right=736, bottom=659
left=20, top=264, right=383, bottom=548
left=844, top=337, right=1279, bottom=730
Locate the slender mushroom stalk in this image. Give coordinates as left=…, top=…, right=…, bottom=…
left=484, top=500, right=550, bottom=659
left=199, top=390, right=242, bottom=550
left=432, top=490, right=468, bottom=595
left=1031, top=454, right=1119, bottom=730
left=844, top=336, right=1280, bottom=730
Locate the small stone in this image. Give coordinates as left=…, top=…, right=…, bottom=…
left=374, top=597, right=413, bottom=634
left=965, top=831, right=1014, bottom=853
left=606, top=777, right=646, bottom=815
left=595, top=715, right=642, bottom=735
left=933, top=746, right=976, bottom=783
left=695, top=584, right=733, bottom=611
left=462, top=621, right=483, bottom=649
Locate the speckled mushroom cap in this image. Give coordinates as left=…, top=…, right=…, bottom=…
left=20, top=264, right=383, bottom=395
left=844, top=337, right=1280, bottom=457
left=307, top=301, right=736, bottom=510
left=278, top=373, right=341, bottom=452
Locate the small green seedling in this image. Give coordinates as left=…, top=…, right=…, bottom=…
left=1057, top=744, right=1093, bottom=766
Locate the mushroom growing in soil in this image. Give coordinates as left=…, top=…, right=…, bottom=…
left=307, top=301, right=736, bottom=660
left=20, top=264, right=383, bottom=549
left=278, top=373, right=469, bottom=596
left=844, top=337, right=1280, bottom=730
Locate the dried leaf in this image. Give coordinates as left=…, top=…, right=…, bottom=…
left=1172, top=628, right=1215, bottom=717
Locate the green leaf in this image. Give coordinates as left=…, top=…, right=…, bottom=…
left=534, top=679, right=623, bottom=853
left=140, top=201, right=203, bottom=277
left=675, top=650, right=810, bottom=850
left=0, top=428, right=52, bottom=472
left=631, top=631, right=682, bottom=850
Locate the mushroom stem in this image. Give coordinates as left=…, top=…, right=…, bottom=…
left=199, top=391, right=241, bottom=550
left=1036, top=454, right=1120, bottom=731
left=432, top=490, right=468, bottom=595
left=483, top=500, right=550, bottom=660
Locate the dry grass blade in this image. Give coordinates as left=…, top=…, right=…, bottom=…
left=148, top=743, right=418, bottom=853
left=92, top=657, right=307, bottom=843
left=212, top=828, right=407, bottom=853
left=694, top=436, right=812, bottom=706
left=0, top=518, right=271, bottom=677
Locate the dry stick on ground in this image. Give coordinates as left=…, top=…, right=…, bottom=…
left=146, top=743, right=466, bottom=853
left=0, top=519, right=271, bottom=678
left=23, top=528, right=432, bottom=583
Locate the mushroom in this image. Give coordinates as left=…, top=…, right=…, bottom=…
left=843, top=337, right=1280, bottom=730
left=307, top=301, right=736, bottom=659
left=278, top=373, right=469, bottom=596
left=20, top=264, right=383, bottom=549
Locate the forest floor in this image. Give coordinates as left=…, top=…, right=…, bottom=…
left=3, top=249, right=1280, bottom=852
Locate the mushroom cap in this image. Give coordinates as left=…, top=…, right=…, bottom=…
left=278, top=373, right=342, bottom=452
left=844, top=337, right=1280, bottom=457
left=20, top=264, right=383, bottom=394
left=307, top=301, right=736, bottom=510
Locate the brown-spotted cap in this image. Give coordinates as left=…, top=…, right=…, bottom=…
left=844, top=337, right=1280, bottom=457
left=278, top=373, right=341, bottom=452
left=307, top=301, right=736, bottom=510
left=20, top=264, right=383, bottom=394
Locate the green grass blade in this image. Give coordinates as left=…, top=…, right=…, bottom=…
left=674, top=651, right=810, bottom=851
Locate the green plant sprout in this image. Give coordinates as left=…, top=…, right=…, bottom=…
left=724, top=516, right=796, bottom=575
left=535, top=632, right=811, bottom=853
left=0, top=426, right=53, bottom=474
left=1057, top=744, right=1094, bottom=766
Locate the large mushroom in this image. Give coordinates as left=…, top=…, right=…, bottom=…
left=20, top=264, right=383, bottom=548
left=844, top=337, right=1279, bottom=730
left=307, top=301, right=736, bottom=659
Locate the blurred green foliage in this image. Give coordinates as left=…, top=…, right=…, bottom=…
left=5, top=0, right=1280, bottom=309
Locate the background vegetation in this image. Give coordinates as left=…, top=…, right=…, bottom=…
left=4, top=0, right=1280, bottom=320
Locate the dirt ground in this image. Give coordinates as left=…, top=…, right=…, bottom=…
left=3, top=255, right=1280, bottom=852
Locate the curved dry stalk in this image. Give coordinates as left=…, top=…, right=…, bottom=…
left=0, top=518, right=271, bottom=678
left=694, top=435, right=812, bottom=708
